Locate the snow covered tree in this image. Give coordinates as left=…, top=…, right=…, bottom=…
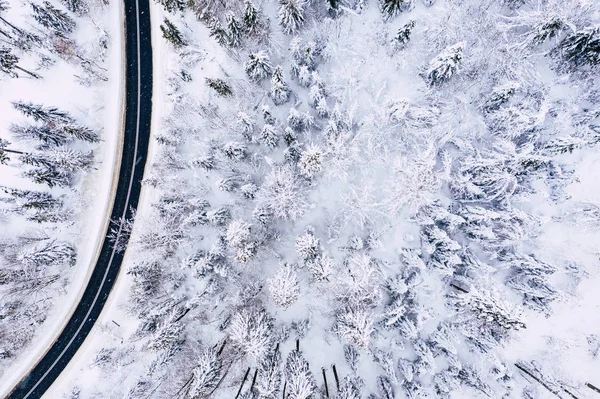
left=285, top=350, right=317, bottom=399
left=147, top=316, right=184, bottom=352
left=157, top=0, right=185, bottom=13
left=260, top=124, right=280, bottom=149
left=59, top=0, right=88, bottom=16
left=270, top=65, right=291, bottom=105
left=268, top=264, right=300, bottom=308
left=237, top=112, right=255, bottom=140
left=395, top=20, right=416, bottom=46
left=337, top=376, right=364, bottom=399
left=256, top=347, right=283, bottom=398
left=0, top=47, right=39, bottom=78
left=205, top=78, right=233, bottom=96
left=225, top=219, right=251, bottom=248
left=257, top=166, right=307, bottom=221
left=186, top=346, right=223, bottom=398
left=226, top=12, right=242, bottom=48
left=298, top=145, right=324, bottom=179
left=31, top=1, right=75, bottom=35
left=0, top=138, right=15, bottom=164
left=483, top=82, right=519, bottom=113
left=424, top=42, right=465, bottom=86
left=453, top=288, right=526, bottom=351
left=208, top=17, right=228, bottom=47
left=20, top=148, right=93, bottom=172
left=278, top=0, right=305, bottom=35
left=18, top=239, right=76, bottom=268
left=229, top=307, right=273, bottom=360
left=13, top=102, right=72, bottom=124
left=243, top=0, right=259, bottom=35
left=160, top=18, right=186, bottom=48
left=23, top=167, right=71, bottom=188
left=377, top=376, right=395, bottom=399
left=335, top=306, right=374, bottom=348
left=556, top=26, right=600, bottom=69
left=380, top=0, right=412, bottom=20
left=245, top=51, right=273, bottom=82
left=295, top=230, right=320, bottom=261
left=223, top=141, right=247, bottom=160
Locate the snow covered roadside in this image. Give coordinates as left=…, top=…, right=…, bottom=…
left=0, top=0, right=125, bottom=396
left=45, top=1, right=167, bottom=396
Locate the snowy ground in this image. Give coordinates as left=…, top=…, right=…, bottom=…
left=0, top=0, right=124, bottom=395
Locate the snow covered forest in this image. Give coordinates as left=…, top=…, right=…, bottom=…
left=0, top=0, right=119, bottom=384
left=28, top=0, right=600, bottom=397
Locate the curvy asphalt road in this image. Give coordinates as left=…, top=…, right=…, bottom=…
left=7, top=0, right=152, bottom=397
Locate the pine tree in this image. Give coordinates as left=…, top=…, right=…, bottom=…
left=337, top=376, right=364, bottom=399
left=380, top=0, right=412, bottom=20
left=270, top=65, right=290, bottom=105
left=205, top=77, right=233, bottom=96
left=10, top=124, right=70, bottom=148
left=557, top=26, right=600, bottom=68
left=226, top=12, right=242, bottom=47
left=245, top=51, right=272, bottom=82
left=2, top=186, right=62, bottom=213
left=243, top=0, right=259, bottom=35
left=160, top=18, right=186, bottom=48
left=0, top=138, right=19, bottom=164
left=12, top=102, right=74, bottom=124
left=22, top=167, right=71, bottom=188
left=278, top=0, right=305, bottom=35
left=59, top=0, right=89, bottom=16
left=208, top=17, right=228, bottom=47
left=156, top=0, right=186, bottom=13
left=187, top=347, right=223, bottom=398
left=237, top=112, right=255, bottom=140
left=425, top=42, right=465, bottom=86
left=31, top=1, right=76, bottom=35
left=20, top=148, right=93, bottom=172
left=260, top=124, right=280, bottom=149
left=256, top=347, right=283, bottom=398
left=298, top=145, right=324, bottom=179
left=0, top=47, right=40, bottom=78
left=18, top=239, right=76, bottom=268
left=285, top=350, right=317, bottom=399
left=395, top=20, right=416, bottom=46
left=229, top=307, right=273, bottom=359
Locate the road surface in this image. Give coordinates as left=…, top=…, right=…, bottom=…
left=7, top=0, right=153, bottom=396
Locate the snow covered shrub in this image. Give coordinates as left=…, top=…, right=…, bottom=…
left=257, top=166, right=307, bottom=220
left=298, top=145, right=324, bottom=179
left=424, top=42, right=465, bottom=86
left=268, top=264, right=300, bottom=307
left=229, top=308, right=273, bottom=360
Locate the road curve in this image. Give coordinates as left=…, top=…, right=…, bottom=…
left=7, top=0, right=153, bottom=397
